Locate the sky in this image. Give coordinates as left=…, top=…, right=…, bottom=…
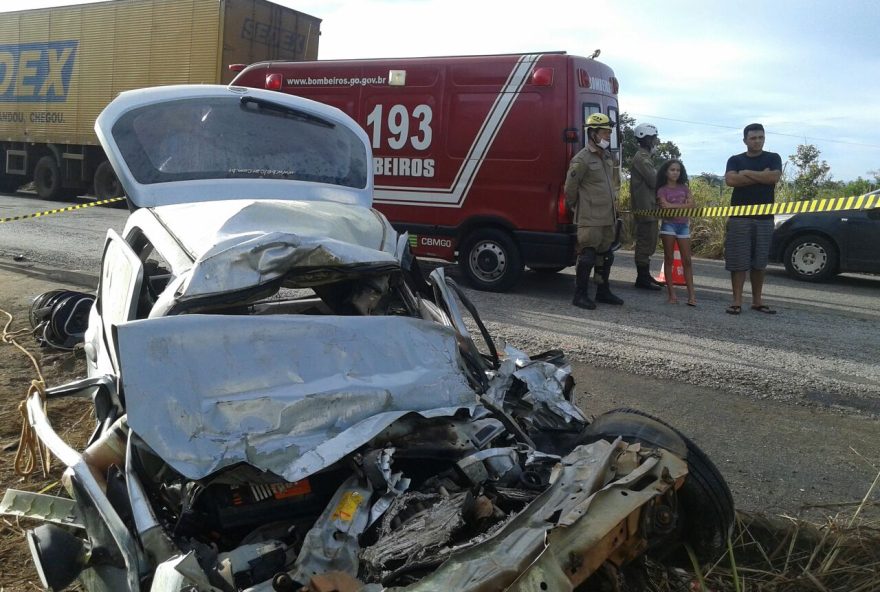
left=6, top=0, right=880, bottom=181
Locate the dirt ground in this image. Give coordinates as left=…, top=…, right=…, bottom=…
left=1, top=268, right=92, bottom=591
left=0, top=265, right=878, bottom=591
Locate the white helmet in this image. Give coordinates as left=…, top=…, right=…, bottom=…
left=634, top=123, right=659, bottom=139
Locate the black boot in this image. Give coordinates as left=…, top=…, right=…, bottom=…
left=635, top=263, right=661, bottom=291
left=595, top=251, right=624, bottom=305
left=572, top=250, right=596, bottom=310
left=596, top=283, right=624, bottom=304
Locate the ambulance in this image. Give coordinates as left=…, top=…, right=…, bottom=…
left=232, top=52, right=620, bottom=291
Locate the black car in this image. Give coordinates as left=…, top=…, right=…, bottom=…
left=770, top=202, right=880, bottom=281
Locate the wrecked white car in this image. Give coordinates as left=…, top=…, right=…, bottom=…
left=1, top=85, right=734, bottom=591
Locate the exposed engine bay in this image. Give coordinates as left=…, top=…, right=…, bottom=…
left=110, top=407, right=687, bottom=591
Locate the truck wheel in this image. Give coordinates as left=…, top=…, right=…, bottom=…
left=34, top=156, right=64, bottom=200
left=93, top=161, right=122, bottom=200
left=581, top=408, right=735, bottom=564
left=459, top=229, right=523, bottom=292
left=783, top=234, right=838, bottom=282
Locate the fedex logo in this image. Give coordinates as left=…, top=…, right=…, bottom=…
left=0, top=41, right=78, bottom=103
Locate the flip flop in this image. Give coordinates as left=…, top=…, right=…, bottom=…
left=751, top=304, right=777, bottom=315
left=725, top=305, right=741, bottom=315
left=687, top=301, right=697, bottom=307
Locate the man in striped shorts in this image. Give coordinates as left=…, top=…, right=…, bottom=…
left=723, top=123, right=782, bottom=315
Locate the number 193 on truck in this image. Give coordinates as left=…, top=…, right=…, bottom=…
left=232, top=51, right=620, bottom=291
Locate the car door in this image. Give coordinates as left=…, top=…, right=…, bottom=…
left=841, top=209, right=880, bottom=273
left=92, top=230, right=144, bottom=376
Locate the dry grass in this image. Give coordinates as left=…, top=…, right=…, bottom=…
left=643, top=509, right=880, bottom=592
left=689, top=216, right=727, bottom=259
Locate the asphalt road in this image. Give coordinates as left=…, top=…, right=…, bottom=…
left=1, top=191, right=879, bottom=517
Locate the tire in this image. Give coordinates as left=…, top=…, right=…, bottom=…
left=33, top=155, right=64, bottom=200
left=458, top=228, right=523, bottom=292
left=93, top=160, right=123, bottom=200
left=581, top=408, right=735, bottom=563
left=783, top=234, right=838, bottom=282
left=529, top=266, right=566, bottom=274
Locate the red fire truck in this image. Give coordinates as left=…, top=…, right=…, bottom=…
left=232, top=52, right=620, bottom=291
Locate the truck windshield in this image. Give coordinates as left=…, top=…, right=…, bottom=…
left=111, top=97, right=368, bottom=189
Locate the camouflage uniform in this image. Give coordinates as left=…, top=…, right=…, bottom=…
left=630, top=146, right=662, bottom=289
left=564, top=141, right=623, bottom=308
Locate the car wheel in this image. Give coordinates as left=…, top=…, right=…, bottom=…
left=458, top=228, right=523, bottom=292
left=93, top=160, right=123, bottom=200
left=783, top=234, right=837, bottom=282
left=581, top=408, right=735, bottom=564
left=34, top=156, right=65, bottom=200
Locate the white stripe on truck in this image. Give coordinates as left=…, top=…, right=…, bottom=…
left=373, top=53, right=539, bottom=208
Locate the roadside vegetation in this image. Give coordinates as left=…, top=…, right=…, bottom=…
left=650, top=507, right=880, bottom=592
left=617, top=113, right=880, bottom=259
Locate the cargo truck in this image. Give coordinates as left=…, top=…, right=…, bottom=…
left=232, top=52, right=621, bottom=291
left=0, top=0, right=320, bottom=200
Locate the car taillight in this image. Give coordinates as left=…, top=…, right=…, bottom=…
left=265, top=73, right=283, bottom=91
left=558, top=187, right=573, bottom=224
left=563, top=128, right=579, bottom=143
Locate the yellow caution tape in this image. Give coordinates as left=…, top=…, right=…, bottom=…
left=3, top=192, right=877, bottom=223
left=632, top=192, right=879, bottom=218
left=0, top=197, right=126, bottom=223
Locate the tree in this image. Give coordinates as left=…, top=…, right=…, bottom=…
left=618, top=112, right=681, bottom=173
left=619, top=112, right=638, bottom=169
left=789, top=144, right=831, bottom=201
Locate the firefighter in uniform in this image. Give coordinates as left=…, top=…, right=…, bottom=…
left=564, top=113, right=624, bottom=310
left=630, top=122, right=664, bottom=290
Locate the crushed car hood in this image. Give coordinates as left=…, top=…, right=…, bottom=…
left=139, top=199, right=403, bottom=301
left=116, top=315, right=478, bottom=482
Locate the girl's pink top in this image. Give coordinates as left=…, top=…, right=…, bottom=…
left=658, top=184, right=690, bottom=223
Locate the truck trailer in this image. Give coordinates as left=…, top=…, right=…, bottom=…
left=232, top=52, right=621, bottom=291
left=0, top=0, right=320, bottom=200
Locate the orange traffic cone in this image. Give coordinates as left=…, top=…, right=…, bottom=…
left=655, top=243, right=686, bottom=286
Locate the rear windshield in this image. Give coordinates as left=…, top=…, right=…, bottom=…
left=111, top=97, right=368, bottom=189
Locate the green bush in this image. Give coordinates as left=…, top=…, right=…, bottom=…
left=689, top=178, right=728, bottom=258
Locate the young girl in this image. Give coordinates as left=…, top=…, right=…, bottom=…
left=656, top=159, right=697, bottom=306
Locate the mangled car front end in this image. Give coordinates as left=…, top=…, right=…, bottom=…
left=2, top=85, right=734, bottom=591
